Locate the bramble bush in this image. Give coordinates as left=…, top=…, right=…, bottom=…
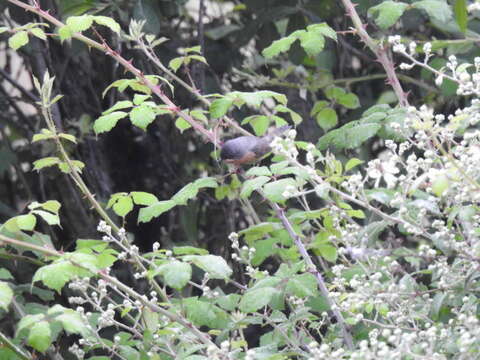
left=1, top=0, right=480, bottom=359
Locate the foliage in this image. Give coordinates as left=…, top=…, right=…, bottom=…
left=1, top=0, right=480, bottom=359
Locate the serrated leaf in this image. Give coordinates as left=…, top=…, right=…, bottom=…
left=112, top=196, right=134, bottom=217
left=369, top=1, right=409, bottom=29
left=184, top=255, right=232, bottom=279
left=310, top=101, right=328, bottom=116
left=58, top=133, right=77, bottom=143
left=345, top=158, right=364, bottom=171
left=32, top=210, right=60, bottom=226
left=286, top=273, right=317, bottom=297
left=413, top=0, right=453, bottom=23
left=240, top=176, right=270, bottom=198
left=0, top=281, right=13, bottom=310
left=33, top=157, right=61, bottom=171
left=263, top=178, right=297, bottom=202
left=338, top=93, right=360, bottom=109
left=138, top=200, right=176, bottom=223
left=129, top=105, right=156, bottom=130
left=93, top=16, right=121, bottom=33
left=245, top=166, right=272, bottom=177
left=262, top=36, right=297, bottom=59
left=58, top=26, right=73, bottom=41
left=102, top=100, right=133, bottom=115
left=209, top=98, right=233, bottom=118
left=133, top=94, right=150, bottom=105
left=28, top=321, right=51, bottom=353
left=169, top=57, right=184, bottom=72
left=150, top=260, right=192, bottom=290
left=316, top=108, right=338, bottom=131
left=298, top=29, right=325, bottom=56
left=249, top=115, right=270, bottom=136
left=239, top=287, right=278, bottom=312
left=175, top=117, right=192, bottom=132
left=93, top=111, right=128, bottom=134
left=9, top=31, right=29, bottom=50
left=30, top=27, right=47, bottom=40
left=131, top=192, right=158, bottom=206
left=172, top=183, right=199, bottom=206
left=66, top=15, right=93, bottom=32
left=317, top=122, right=381, bottom=150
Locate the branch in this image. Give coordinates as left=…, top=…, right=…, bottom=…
left=271, top=202, right=354, bottom=350
left=6, top=0, right=218, bottom=145
left=340, top=0, right=409, bottom=107
left=0, top=233, right=217, bottom=349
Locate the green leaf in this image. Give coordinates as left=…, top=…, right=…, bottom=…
left=93, top=111, right=128, bottom=134
left=30, top=27, right=47, bottom=40
left=172, top=183, right=199, bottom=206
left=4, top=214, right=37, bottom=232
left=32, top=210, right=60, bottom=226
left=0, top=269, right=13, bottom=280
left=129, top=105, right=156, bottom=130
left=28, top=321, right=51, bottom=352
left=249, top=115, right=270, bottom=136
left=262, top=36, right=297, bottom=59
left=32, top=129, right=54, bottom=142
left=298, top=29, right=325, bottom=56
left=369, top=1, right=409, bottom=29
left=102, top=100, right=133, bottom=115
left=185, top=255, right=232, bottom=279
left=58, top=26, right=73, bottom=41
left=0, top=281, right=13, bottom=310
left=316, top=243, right=337, bottom=262
left=175, top=117, right=192, bottom=133
left=316, top=108, right=338, bottom=131
left=9, top=31, right=29, bottom=50
left=317, top=122, right=381, bottom=150
left=169, top=57, right=184, bottom=72
left=173, top=246, right=209, bottom=255
left=240, top=176, right=270, bottom=198
left=454, top=0, right=468, bottom=33
left=239, top=287, right=278, bottom=312
left=133, top=94, right=150, bottom=105
left=131, top=192, right=158, bottom=206
left=245, top=166, right=272, bottom=177
left=150, top=260, right=192, bottom=290
left=263, top=178, right=297, bottom=202
left=33, top=157, right=61, bottom=171
left=54, top=306, right=89, bottom=336
left=310, top=101, right=328, bottom=116
left=286, top=273, right=317, bottom=297
left=209, top=98, right=233, bottom=118
left=59, top=133, right=77, bottom=143
left=112, top=196, right=134, bottom=217
left=93, top=16, right=121, bottom=33
left=345, top=158, right=364, bottom=171
left=194, top=177, right=218, bottom=189
left=66, top=15, right=93, bottom=32
left=138, top=200, right=176, bottom=223
left=338, top=93, right=360, bottom=109
left=413, top=0, right=453, bottom=23
left=33, top=254, right=96, bottom=292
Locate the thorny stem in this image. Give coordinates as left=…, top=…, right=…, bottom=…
left=340, top=0, right=409, bottom=107
left=7, top=0, right=218, bottom=145
left=271, top=202, right=355, bottom=350
left=0, top=233, right=217, bottom=350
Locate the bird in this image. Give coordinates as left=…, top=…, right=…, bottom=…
left=220, top=125, right=291, bottom=166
